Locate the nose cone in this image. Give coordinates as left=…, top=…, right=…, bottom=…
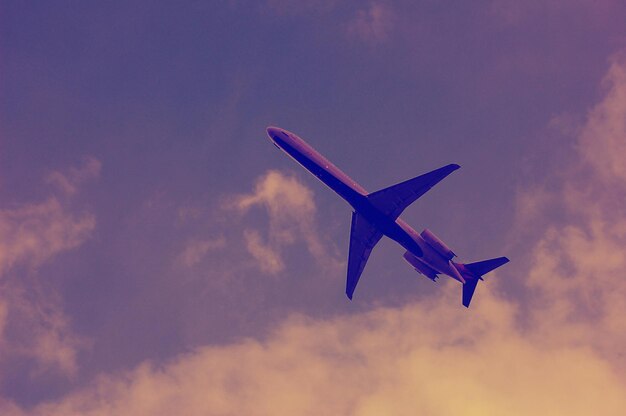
left=266, top=126, right=281, bottom=141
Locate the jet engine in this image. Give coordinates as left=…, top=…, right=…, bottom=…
left=420, top=229, right=456, bottom=260
left=403, top=251, right=438, bottom=281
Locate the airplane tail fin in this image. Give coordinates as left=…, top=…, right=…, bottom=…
left=456, top=257, right=509, bottom=308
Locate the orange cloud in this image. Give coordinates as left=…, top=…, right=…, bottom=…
left=1, top=283, right=623, bottom=415
left=243, top=229, right=285, bottom=274
left=19, top=53, right=619, bottom=415
left=0, top=198, right=95, bottom=274
left=579, top=53, right=626, bottom=183
left=45, top=156, right=102, bottom=196
left=4, top=50, right=626, bottom=416
left=0, top=159, right=99, bottom=377
left=517, top=54, right=626, bottom=377
left=231, top=170, right=341, bottom=275
left=177, top=237, right=226, bottom=268
left=1, top=285, right=87, bottom=377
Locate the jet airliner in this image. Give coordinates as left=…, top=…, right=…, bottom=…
left=266, top=126, right=509, bottom=307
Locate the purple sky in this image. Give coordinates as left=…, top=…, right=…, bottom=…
left=2, top=1, right=626, bottom=413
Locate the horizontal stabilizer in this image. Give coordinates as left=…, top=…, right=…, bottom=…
left=367, top=164, right=460, bottom=220
left=464, top=257, right=509, bottom=278
left=459, top=257, right=509, bottom=308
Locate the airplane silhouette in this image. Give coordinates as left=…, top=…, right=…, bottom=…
left=266, top=126, right=509, bottom=307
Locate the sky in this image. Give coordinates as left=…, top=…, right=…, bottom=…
left=1, top=0, right=626, bottom=414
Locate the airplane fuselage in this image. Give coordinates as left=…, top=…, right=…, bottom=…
left=267, top=127, right=463, bottom=283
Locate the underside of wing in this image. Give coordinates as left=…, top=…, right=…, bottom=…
left=367, top=164, right=460, bottom=220
left=346, top=212, right=383, bottom=300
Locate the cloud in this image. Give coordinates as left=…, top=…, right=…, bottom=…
left=44, top=156, right=101, bottom=196
left=346, top=2, right=395, bottom=45
left=514, top=52, right=626, bottom=373
left=234, top=170, right=317, bottom=216
left=0, top=158, right=99, bottom=377
left=6, top=49, right=625, bottom=415
left=527, top=215, right=626, bottom=334
left=177, top=237, right=226, bottom=268
left=0, top=286, right=87, bottom=377
left=0, top=198, right=95, bottom=275
left=1, top=284, right=624, bottom=415
left=0, top=299, right=7, bottom=345
left=511, top=185, right=555, bottom=234
left=231, top=170, right=340, bottom=275
left=243, top=229, right=285, bottom=274
left=578, top=53, right=626, bottom=183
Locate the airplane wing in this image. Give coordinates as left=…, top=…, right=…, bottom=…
left=367, top=164, right=460, bottom=220
left=346, top=212, right=383, bottom=299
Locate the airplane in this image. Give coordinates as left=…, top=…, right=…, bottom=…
left=266, top=126, right=509, bottom=307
